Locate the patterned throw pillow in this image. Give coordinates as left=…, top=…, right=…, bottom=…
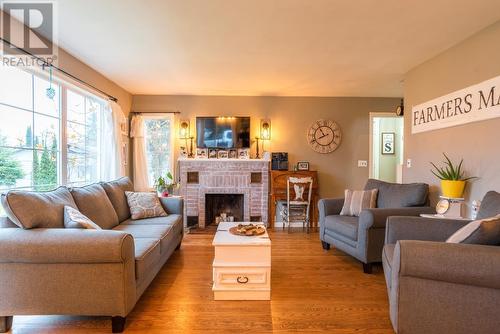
left=340, top=189, right=378, bottom=217
left=446, top=214, right=500, bottom=244
left=125, top=191, right=168, bottom=220
left=64, top=205, right=102, bottom=229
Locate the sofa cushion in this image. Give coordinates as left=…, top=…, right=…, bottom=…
left=70, top=183, right=119, bottom=229
left=340, top=189, right=378, bottom=216
left=1, top=187, right=77, bottom=229
left=101, top=177, right=134, bottom=222
left=383, top=244, right=395, bottom=289
left=477, top=191, right=500, bottom=220
left=125, top=191, right=167, bottom=220
left=121, top=215, right=182, bottom=226
left=324, top=215, right=359, bottom=241
left=63, top=206, right=102, bottom=230
left=446, top=215, right=500, bottom=245
left=113, top=224, right=173, bottom=255
left=134, top=238, right=161, bottom=280
left=364, top=179, right=428, bottom=208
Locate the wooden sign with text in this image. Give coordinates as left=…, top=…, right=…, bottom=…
left=412, top=75, right=500, bottom=134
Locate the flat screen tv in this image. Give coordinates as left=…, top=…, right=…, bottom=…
left=196, top=117, right=250, bottom=149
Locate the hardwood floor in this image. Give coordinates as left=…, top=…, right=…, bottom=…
left=11, top=229, right=393, bottom=333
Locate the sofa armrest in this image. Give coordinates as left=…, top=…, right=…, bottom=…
left=318, top=198, right=344, bottom=219
left=0, top=228, right=134, bottom=264
left=385, top=216, right=471, bottom=244
left=395, top=240, right=500, bottom=289
left=359, top=206, right=435, bottom=230
left=159, top=196, right=184, bottom=215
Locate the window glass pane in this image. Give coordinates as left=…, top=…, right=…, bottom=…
left=34, top=76, right=60, bottom=117
left=67, top=153, right=85, bottom=186
left=67, top=121, right=86, bottom=152
left=0, top=105, right=33, bottom=149
left=85, top=97, right=100, bottom=155
left=67, top=90, right=85, bottom=124
left=32, top=148, right=59, bottom=191
left=34, top=114, right=59, bottom=151
left=0, top=66, right=33, bottom=110
left=0, top=147, right=33, bottom=192
left=144, top=118, right=172, bottom=186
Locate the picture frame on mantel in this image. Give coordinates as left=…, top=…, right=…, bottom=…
left=381, top=132, right=395, bottom=155
left=297, top=161, right=309, bottom=171
left=238, top=148, right=250, bottom=159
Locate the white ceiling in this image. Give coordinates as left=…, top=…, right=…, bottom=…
left=54, top=0, right=500, bottom=97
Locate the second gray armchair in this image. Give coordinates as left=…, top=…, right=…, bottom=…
left=319, top=179, right=433, bottom=273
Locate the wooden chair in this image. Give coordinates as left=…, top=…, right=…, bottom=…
left=279, top=177, right=313, bottom=233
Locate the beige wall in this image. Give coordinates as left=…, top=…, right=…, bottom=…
left=133, top=95, right=399, bottom=198
left=403, top=21, right=500, bottom=215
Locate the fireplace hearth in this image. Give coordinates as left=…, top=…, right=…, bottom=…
left=205, top=194, right=244, bottom=226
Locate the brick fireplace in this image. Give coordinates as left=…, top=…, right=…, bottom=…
left=178, top=158, right=270, bottom=229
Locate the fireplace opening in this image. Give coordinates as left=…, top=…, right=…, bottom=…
left=205, top=194, right=244, bottom=226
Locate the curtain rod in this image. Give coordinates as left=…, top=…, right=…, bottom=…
left=133, top=111, right=181, bottom=114
left=0, top=37, right=119, bottom=103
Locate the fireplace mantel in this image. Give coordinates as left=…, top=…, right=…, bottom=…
left=179, top=157, right=270, bottom=229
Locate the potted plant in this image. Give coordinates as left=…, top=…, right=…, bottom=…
left=154, top=172, right=178, bottom=197
left=430, top=153, right=476, bottom=198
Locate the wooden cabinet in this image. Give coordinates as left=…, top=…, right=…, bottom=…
left=269, top=170, right=319, bottom=228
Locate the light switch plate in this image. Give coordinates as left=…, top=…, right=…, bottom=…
left=358, top=160, right=368, bottom=167
left=406, top=159, right=412, bottom=168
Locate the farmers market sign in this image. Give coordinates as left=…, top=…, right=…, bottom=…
left=412, top=75, right=500, bottom=134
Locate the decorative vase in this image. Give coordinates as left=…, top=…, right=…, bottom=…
left=441, top=180, right=466, bottom=199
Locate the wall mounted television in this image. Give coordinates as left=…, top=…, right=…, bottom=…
left=196, top=117, right=250, bottom=149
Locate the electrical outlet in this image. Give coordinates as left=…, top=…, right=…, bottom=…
left=358, top=160, right=368, bottom=167
left=406, top=159, right=412, bottom=168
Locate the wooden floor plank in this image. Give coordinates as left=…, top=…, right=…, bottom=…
left=11, top=229, right=393, bottom=333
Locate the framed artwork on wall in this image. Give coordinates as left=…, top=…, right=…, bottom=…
left=381, top=132, right=395, bottom=155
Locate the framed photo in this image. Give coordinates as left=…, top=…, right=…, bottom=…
left=180, top=146, right=188, bottom=158
left=208, top=148, right=218, bottom=159
left=217, top=150, right=229, bottom=159
left=297, top=161, right=309, bottom=171
left=228, top=149, right=238, bottom=159
left=196, top=148, right=208, bottom=159
left=381, top=132, right=395, bottom=155
left=238, top=148, right=250, bottom=159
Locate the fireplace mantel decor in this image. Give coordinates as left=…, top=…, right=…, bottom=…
left=179, top=157, right=270, bottom=229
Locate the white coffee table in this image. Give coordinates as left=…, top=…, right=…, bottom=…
left=212, top=222, right=271, bottom=300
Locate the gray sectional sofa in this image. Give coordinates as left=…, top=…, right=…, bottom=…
left=0, top=177, right=183, bottom=333
left=382, top=190, right=500, bottom=334
left=319, top=179, right=434, bottom=273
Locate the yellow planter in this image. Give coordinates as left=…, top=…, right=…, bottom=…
left=441, top=180, right=466, bottom=198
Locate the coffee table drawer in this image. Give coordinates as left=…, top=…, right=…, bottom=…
left=213, top=267, right=270, bottom=289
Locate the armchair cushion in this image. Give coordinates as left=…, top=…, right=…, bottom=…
left=364, top=178, right=428, bottom=208
left=446, top=215, right=500, bottom=245
left=1, top=187, right=77, bottom=229
left=323, top=215, right=358, bottom=240
left=70, top=183, right=119, bottom=230
left=101, top=177, right=134, bottom=222
left=477, top=191, right=500, bottom=219
left=339, top=189, right=378, bottom=216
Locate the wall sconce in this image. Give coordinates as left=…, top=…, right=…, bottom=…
left=260, top=119, right=271, bottom=140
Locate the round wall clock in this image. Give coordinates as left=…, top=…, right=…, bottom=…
left=307, top=119, right=342, bottom=153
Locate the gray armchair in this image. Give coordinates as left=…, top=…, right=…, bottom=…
left=383, top=191, right=500, bottom=334
left=319, top=179, right=433, bottom=273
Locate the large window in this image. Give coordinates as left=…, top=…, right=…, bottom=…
left=143, top=115, right=174, bottom=187
left=0, top=66, right=108, bottom=215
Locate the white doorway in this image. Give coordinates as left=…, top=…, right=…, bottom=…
left=369, top=113, right=404, bottom=183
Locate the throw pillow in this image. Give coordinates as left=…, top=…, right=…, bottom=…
left=64, top=206, right=102, bottom=230
left=125, top=191, right=168, bottom=220
left=446, top=214, right=500, bottom=245
left=340, top=189, right=378, bottom=217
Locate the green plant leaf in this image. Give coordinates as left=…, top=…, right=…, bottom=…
left=443, top=153, right=456, bottom=178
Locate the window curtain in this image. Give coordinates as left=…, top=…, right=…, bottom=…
left=130, top=114, right=150, bottom=191
left=100, top=101, right=126, bottom=181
